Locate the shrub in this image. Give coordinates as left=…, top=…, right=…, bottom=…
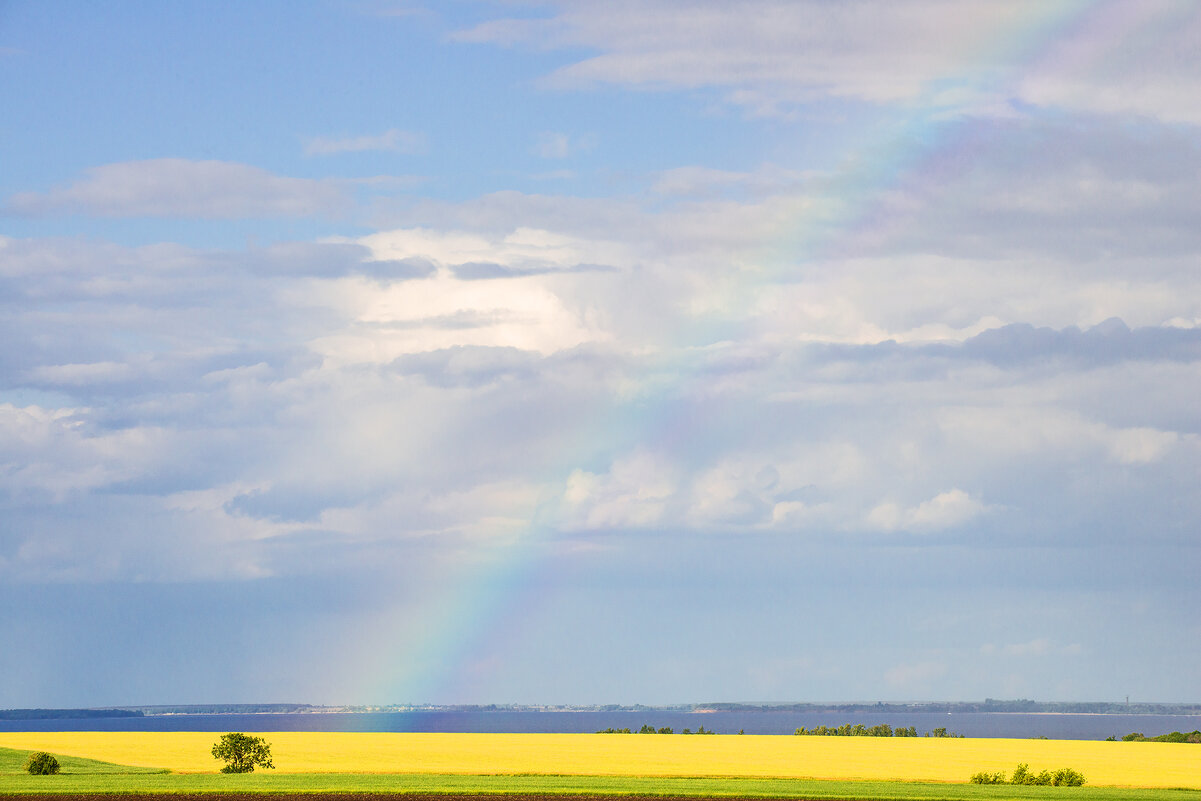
left=24, top=751, right=61, bottom=775
left=969, top=764, right=1085, bottom=787
left=1052, top=768, right=1086, bottom=786
left=1011, top=763, right=1054, bottom=785
left=969, top=771, right=1006, bottom=784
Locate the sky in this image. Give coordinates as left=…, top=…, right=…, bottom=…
left=1, top=0, right=1200, bottom=708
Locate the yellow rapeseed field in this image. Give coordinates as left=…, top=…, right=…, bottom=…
left=0, top=732, right=1197, bottom=789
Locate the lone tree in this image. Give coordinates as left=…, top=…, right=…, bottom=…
left=24, top=752, right=61, bottom=775
left=211, top=732, right=274, bottom=774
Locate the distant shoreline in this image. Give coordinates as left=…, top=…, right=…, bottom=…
left=6, top=702, right=1201, bottom=722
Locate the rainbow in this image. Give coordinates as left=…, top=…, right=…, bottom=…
left=361, top=0, right=1162, bottom=705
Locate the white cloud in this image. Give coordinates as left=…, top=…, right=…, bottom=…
left=455, top=0, right=1038, bottom=107
left=299, top=226, right=618, bottom=363
left=27, top=362, right=137, bottom=385
left=937, top=407, right=1180, bottom=467
left=305, top=271, right=605, bottom=363
left=1108, top=427, right=1178, bottom=465
left=304, top=128, right=426, bottom=156
left=5, top=159, right=347, bottom=218
left=0, top=403, right=168, bottom=499
left=651, top=165, right=809, bottom=198
left=532, top=131, right=596, bottom=160
left=456, top=1, right=1201, bottom=122
left=316, top=480, right=543, bottom=544
left=561, top=451, right=679, bottom=530
left=980, top=639, right=1083, bottom=658
left=1018, top=2, right=1201, bottom=124
left=867, top=489, right=988, bottom=533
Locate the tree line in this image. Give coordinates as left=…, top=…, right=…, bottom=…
left=1111, top=730, right=1201, bottom=743
left=597, top=724, right=717, bottom=734
left=794, top=724, right=962, bottom=738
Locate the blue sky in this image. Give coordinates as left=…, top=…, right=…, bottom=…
left=2, top=0, right=1200, bottom=708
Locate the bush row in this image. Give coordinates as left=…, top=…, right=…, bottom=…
left=795, top=723, right=961, bottom=738
left=1112, top=730, right=1201, bottom=743
left=970, top=763, right=1085, bottom=786
left=597, top=724, right=716, bottom=734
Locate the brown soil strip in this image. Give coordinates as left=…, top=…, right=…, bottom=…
left=1, top=796, right=802, bottom=801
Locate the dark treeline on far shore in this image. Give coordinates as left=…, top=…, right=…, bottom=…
left=6, top=699, right=1201, bottom=720
left=1, top=704, right=316, bottom=719
left=701, top=699, right=1201, bottom=715
left=0, top=708, right=144, bottom=720
left=130, top=704, right=322, bottom=715
left=795, top=724, right=962, bottom=738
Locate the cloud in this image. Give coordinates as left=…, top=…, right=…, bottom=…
left=936, top=407, right=1181, bottom=468
left=305, top=275, right=607, bottom=365
left=3, top=140, right=1200, bottom=587
left=980, top=639, right=1083, bottom=658
left=867, top=489, right=989, bottom=533
left=454, top=0, right=1039, bottom=109
left=0, top=403, right=169, bottom=501
left=651, top=165, right=810, bottom=198
left=26, top=362, right=137, bottom=386
left=455, top=1, right=1201, bottom=122
left=5, top=159, right=347, bottom=219
left=533, top=131, right=594, bottom=159
left=304, top=128, right=426, bottom=156
left=1018, top=2, right=1201, bottom=124
left=450, top=261, right=615, bottom=280
left=390, top=346, right=539, bottom=388
left=561, top=451, right=679, bottom=530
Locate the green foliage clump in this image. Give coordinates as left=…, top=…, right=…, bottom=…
left=211, top=732, right=274, bottom=774
left=24, top=751, right=61, bottom=775
left=926, top=726, right=964, bottom=738
left=969, top=764, right=1084, bottom=786
left=968, top=770, right=1006, bottom=784
left=794, top=723, right=938, bottom=737
left=1051, top=768, right=1087, bottom=786
left=1122, top=730, right=1201, bottom=743
left=596, top=727, right=632, bottom=733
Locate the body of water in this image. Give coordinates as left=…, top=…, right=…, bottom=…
left=2, top=710, right=1198, bottom=740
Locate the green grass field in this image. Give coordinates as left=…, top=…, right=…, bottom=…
left=0, top=745, right=168, bottom=776
left=3, top=746, right=1200, bottom=801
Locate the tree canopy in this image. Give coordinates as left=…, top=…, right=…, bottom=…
left=211, top=732, right=274, bottom=774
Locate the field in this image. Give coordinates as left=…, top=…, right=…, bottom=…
left=1, top=732, right=1199, bottom=799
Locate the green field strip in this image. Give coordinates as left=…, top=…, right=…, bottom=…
left=0, top=746, right=169, bottom=775
left=2, top=772, right=1200, bottom=800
